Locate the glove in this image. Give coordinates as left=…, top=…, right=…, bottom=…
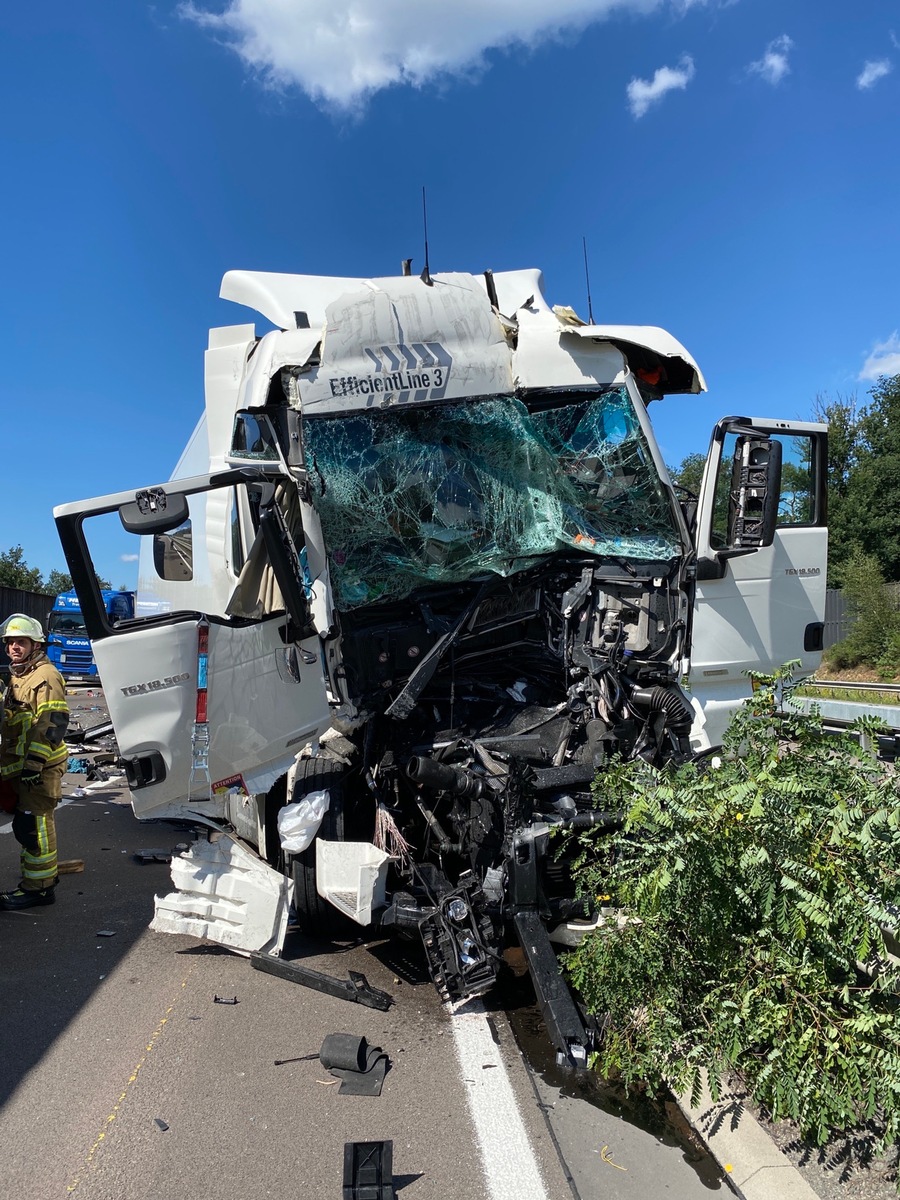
left=20, top=770, right=42, bottom=789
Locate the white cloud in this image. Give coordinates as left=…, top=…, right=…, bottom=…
left=626, top=55, right=695, bottom=118
left=747, top=34, right=793, bottom=86
left=120, top=553, right=140, bottom=563
left=859, top=332, right=900, bottom=381
left=180, top=0, right=716, bottom=110
left=856, top=59, right=892, bottom=90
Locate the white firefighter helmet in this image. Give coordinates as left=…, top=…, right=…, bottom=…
left=2, top=613, right=46, bottom=643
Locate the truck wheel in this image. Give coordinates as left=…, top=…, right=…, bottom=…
left=289, top=758, right=358, bottom=939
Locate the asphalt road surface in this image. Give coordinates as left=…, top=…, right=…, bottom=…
left=0, top=698, right=728, bottom=1200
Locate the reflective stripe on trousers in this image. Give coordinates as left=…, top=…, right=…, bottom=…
left=10, top=765, right=63, bottom=891
left=12, top=809, right=58, bottom=889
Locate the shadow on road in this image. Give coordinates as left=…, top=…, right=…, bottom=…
left=0, top=791, right=187, bottom=1107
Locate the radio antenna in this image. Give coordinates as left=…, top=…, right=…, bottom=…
left=582, top=236, right=595, bottom=324
left=421, top=186, right=433, bottom=286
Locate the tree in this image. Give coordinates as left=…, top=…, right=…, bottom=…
left=45, top=569, right=73, bottom=596
left=824, top=549, right=900, bottom=676
left=0, top=546, right=46, bottom=592
left=668, top=452, right=706, bottom=496
left=45, top=568, right=112, bottom=595
left=809, top=392, right=861, bottom=584
left=840, top=374, right=900, bottom=582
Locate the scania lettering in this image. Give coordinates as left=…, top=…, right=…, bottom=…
left=54, top=265, right=828, bottom=1064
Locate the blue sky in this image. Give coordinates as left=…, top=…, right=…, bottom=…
left=1, top=1, right=898, bottom=589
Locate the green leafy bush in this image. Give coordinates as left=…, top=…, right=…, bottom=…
left=824, top=549, right=900, bottom=677
left=563, top=666, right=900, bottom=1153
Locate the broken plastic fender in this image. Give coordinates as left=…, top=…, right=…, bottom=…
left=151, top=832, right=293, bottom=956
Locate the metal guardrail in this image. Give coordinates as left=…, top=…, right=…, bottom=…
left=807, top=680, right=900, bottom=697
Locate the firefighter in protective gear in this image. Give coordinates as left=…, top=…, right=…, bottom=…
left=0, top=614, right=69, bottom=910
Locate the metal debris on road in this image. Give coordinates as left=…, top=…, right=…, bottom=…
left=95, top=930, right=117, bottom=937
left=154, top=1118, right=170, bottom=1132
left=213, top=995, right=239, bottom=1005
left=249, top=951, right=393, bottom=1011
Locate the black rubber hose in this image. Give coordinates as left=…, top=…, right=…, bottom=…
left=630, top=684, right=694, bottom=732
left=406, top=756, right=485, bottom=799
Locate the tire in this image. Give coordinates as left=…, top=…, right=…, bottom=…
left=289, top=757, right=358, bottom=938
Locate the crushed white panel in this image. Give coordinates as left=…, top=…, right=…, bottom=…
left=300, top=274, right=512, bottom=414
left=151, top=833, right=292, bottom=955
left=568, top=323, right=707, bottom=392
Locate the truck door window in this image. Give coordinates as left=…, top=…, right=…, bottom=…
left=776, top=435, right=815, bottom=525
left=711, top=431, right=819, bottom=546
left=230, top=413, right=280, bottom=461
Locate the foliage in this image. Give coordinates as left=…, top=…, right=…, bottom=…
left=0, top=545, right=46, bottom=592
left=563, top=665, right=900, bottom=1155
left=824, top=550, right=900, bottom=677
left=817, top=376, right=900, bottom=585
left=45, top=569, right=74, bottom=596
left=668, top=452, right=706, bottom=496
left=0, top=550, right=110, bottom=596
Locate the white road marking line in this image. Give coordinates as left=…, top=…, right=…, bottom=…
left=448, top=995, right=549, bottom=1200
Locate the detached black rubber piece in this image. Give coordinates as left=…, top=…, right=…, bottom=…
left=343, top=1140, right=395, bottom=1200
left=320, top=1033, right=389, bottom=1096
left=250, top=952, right=393, bottom=1011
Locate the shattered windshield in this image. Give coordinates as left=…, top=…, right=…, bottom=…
left=303, top=389, right=680, bottom=610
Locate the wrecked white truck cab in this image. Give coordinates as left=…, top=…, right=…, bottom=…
left=55, top=266, right=827, bottom=1064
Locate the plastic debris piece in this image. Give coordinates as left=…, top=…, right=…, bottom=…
left=319, top=1033, right=390, bottom=1097
left=134, top=849, right=172, bottom=864
left=154, top=1118, right=169, bottom=1132
left=213, top=995, right=239, bottom=1005
left=343, top=1140, right=394, bottom=1200
left=67, top=757, right=88, bottom=774
left=96, top=930, right=116, bottom=937
left=70, top=788, right=87, bottom=798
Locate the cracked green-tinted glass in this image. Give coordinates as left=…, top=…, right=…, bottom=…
left=303, top=390, right=679, bottom=609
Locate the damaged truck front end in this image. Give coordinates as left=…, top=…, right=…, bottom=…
left=54, top=266, right=827, bottom=1066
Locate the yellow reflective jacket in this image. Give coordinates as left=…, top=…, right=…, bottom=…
left=0, top=652, right=69, bottom=779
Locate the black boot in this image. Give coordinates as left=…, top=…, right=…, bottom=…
left=0, top=886, right=56, bottom=910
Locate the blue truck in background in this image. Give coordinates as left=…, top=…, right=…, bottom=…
left=46, top=589, right=135, bottom=682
